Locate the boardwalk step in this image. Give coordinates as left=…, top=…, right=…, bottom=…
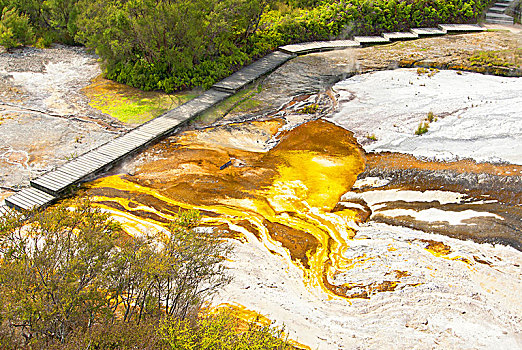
left=410, top=28, right=447, bottom=36
left=279, top=40, right=359, bottom=55
left=489, top=6, right=508, bottom=13
left=382, top=32, right=419, bottom=41
left=353, top=36, right=390, bottom=45
left=486, top=13, right=514, bottom=21
left=164, top=88, right=232, bottom=121
left=5, top=188, right=56, bottom=211
left=438, top=24, right=485, bottom=33
left=486, top=18, right=515, bottom=24
left=212, top=51, right=294, bottom=94
left=0, top=204, right=13, bottom=216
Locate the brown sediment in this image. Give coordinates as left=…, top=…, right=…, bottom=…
left=389, top=270, right=411, bottom=279
left=263, top=220, right=319, bottom=269
left=332, top=199, right=372, bottom=223
left=234, top=219, right=262, bottom=240
left=322, top=273, right=399, bottom=299
left=366, top=152, right=522, bottom=177
left=96, top=200, right=170, bottom=223
left=421, top=240, right=452, bottom=257
left=357, top=150, right=522, bottom=250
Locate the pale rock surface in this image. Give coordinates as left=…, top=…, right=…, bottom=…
left=328, top=69, right=522, bottom=164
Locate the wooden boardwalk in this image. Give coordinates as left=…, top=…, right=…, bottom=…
left=212, top=51, right=294, bottom=93
left=3, top=24, right=485, bottom=212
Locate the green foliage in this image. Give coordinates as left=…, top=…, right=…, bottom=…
left=75, top=0, right=269, bottom=92
left=1, top=0, right=491, bottom=90
left=0, top=7, right=34, bottom=48
left=298, top=103, right=319, bottom=114
left=0, top=200, right=230, bottom=345
left=1, top=0, right=79, bottom=44
left=159, top=312, right=294, bottom=350
left=415, top=121, right=429, bottom=135
left=0, top=200, right=121, bottom=342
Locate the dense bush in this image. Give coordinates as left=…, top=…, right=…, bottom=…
left=76, top=0, right=489, bottom=92
left=0, top=7, right=33, bottom=48
left=0, top=0, right=491, bottom=91
left=0, top=200, right=292, bottom=349
left=0, top=0, right=79, bottom=44
left=159, top=312, right=294, bottom=350
left=0, top=200, right=230, bottom=346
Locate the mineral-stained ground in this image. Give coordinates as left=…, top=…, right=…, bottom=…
left=1, top=30, right=522, bottom=349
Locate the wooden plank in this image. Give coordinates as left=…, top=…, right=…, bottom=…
left=164, top=89, right=232, bottom=122
left=139, top=119, right=179, bottom=131
left=353, top=36, right=390, bottom=45
left=58, top=166, right=92, bottom=179
left=31, top=178, right=71, bottom=195
left=5, top=195, right=35, bottom=211
left=5, top=188, right=56, bottom=211
left=279, top=40, right=359, bottom=54
left=13, top=190, right=48, bottom=205
left=62, top=159, right=101, bottom=173
left=25, top=187, right=55, bottom=202
left=382, top=32, right=419, bottom=41
left=32, top=172, right=76, bottom=188
left=121, top=132, right=151, bottom=142
left=130, top=129, right=157, bottom=140
left=39, top=170, right=81, bottom=183
left=0, top=204, right=13, bottom=216
left=31, top=178, right=72, bottom=195
left=212, top=52, right=293, bottom=93
left=82, top=150, right=119, bottom=164
left=97, top=144, right=137, bottom=156
left=410, top=27, right=447, bottom=36
left=97, top=142, right=138, bottom=154
left=63, top=156, right=102, bottom=170
left=438, top=24, right=484, bottom=33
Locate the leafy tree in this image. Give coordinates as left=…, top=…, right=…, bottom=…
left=0, top=200, right=121, bottom=342
left=0, top=200, right=231, bottom=345
left=0, top=7, right=34, bottom=48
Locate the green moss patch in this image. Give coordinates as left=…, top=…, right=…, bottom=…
left=83, top=76, right=197, bottom=125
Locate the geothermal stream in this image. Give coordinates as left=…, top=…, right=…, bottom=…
left=2, top=42, right=521, bottom=349
left=85, top=69, right=522, bottom=349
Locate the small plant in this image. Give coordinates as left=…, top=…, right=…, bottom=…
left=416, top=67, right=429, bottom=75
left=417, top=67, right=439, bottom=77
left=366, top=134, right=378, bottom=141
left=415, top=122, right=429, bottom=135
left=426, top=111, right=435, bottom=122
left=64, top=152, right=79, bottom=161
left=298, top=104, right=318, bottom=114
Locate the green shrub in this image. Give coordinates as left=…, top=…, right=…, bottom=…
left=159, top=312, right=294, bottom=350
left=0, top=200, right=231, bottom=345
left=415, top=121, right=429, bottom=135
left=74, top=0, right=489, bottom=93
left=0, top=0, right=492, bottom=90
left=0, top=7, right=34, bottom=49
